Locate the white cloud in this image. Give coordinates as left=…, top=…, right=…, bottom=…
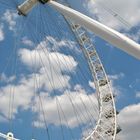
left=85, top=0, right=140, bottom=31
left=2, top=10, right=18, bottom=31
left=108, top=73, right=125, bottom=97
left=109, top=73, right=124, bottom=81
left=45, top=36, right=73, bottom=48
left=0, top=73, right=16, bottom=83
left=22, top=37, right=34, bottom=47
left=0, top=36, right=79, bottom=122
left=88, top=81, right=95, bottom=90
left=129, top=78, right=140, bottom=89
left=37, top=36, right=80, bottom=53
left=136, top=92, right=140, bottom=98
left=118, top=103, right=140, bottom=140
left=0, top=77, right=34, bottom=121
left=21, top=35, right=80, bottom=53
left=18, top=46, right=77, bottom=91
left=0, top=1, right=139, bottom=139
left=0, top=24, right=4, bottom=41
left=0, top=42, right=98, bottom=132
left=124, top=29, right=140, bottom=42
left=0, top=74, right=98, bottom=130
left=19, top=37, right=78, bottom=91
left=33, top=85, right=98, bottom=128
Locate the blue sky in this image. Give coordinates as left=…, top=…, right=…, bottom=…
left=0, top=0, right=140, bottom=140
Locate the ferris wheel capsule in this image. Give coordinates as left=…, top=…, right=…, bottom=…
left=7, top=132, right=14, bottom=140
left=17, top=0, right=39, bottom=16
left=17, top=0, right=50, bottom=16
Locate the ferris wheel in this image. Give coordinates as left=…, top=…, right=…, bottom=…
left=0, top=0, right=139, bottom=140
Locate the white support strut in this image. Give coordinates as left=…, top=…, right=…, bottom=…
left=48, top=1, right=140, bottom=60
left=0, top=132, right=20, bottom=140
left=17, top=0, right=140, bottom=59
left=17, top=0, right=39, bottom=15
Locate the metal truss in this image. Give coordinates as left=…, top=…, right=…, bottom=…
left=60, top=1, right=121, bottom=139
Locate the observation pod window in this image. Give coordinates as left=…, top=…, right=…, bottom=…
left=38, top=0, right=50, bottom=4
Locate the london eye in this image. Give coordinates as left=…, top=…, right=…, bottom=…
left=0, top=0, right=139, bottom=140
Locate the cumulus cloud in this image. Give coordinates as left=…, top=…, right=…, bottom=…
left=0, top=36, right=78, bottom=122
left=22, top=37, right=34, bottom=47
left=0, top=76, right=35, bottom=121
left=0, top=34, right=99, bottom=134
left=2, top=10, right=18, bottom=31
left=44, top=36, right=76, bottom=49
left=33, top=85, right=98, bottom=128
left=37, top=36, right=80, bottom=53
left=109, top=73, right=125, bottom=81
left=0, top=70, right=98, bottom=130
left=18, top=46, right=77, bottom=91
left=88, top=81, right=95, bottom=90
left=0, top=73, right=16, bottom=83
left=1, top=1, right=139, bottom=137
left=85, top=0, right=140, bottom=31
left=136, top=92, right=140, bottom=98
left=129, top=78, right=140, bottom=89
left=124, top=29, right=140, bottom=42
left=0, top=24, right=4, bottom=41
left=118, top=103, right=140, bottom=140
left=108, top=73, right=125, bottom=98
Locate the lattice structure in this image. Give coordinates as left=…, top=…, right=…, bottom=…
left=60, top=1, right=121, bottom=139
